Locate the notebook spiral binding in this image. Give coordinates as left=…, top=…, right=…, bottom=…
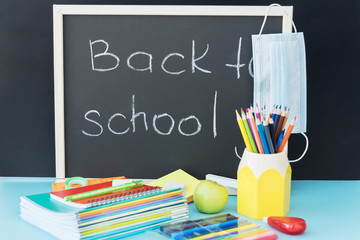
left=84, top=187, right=163, bottom=207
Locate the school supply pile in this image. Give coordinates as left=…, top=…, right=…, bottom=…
left=20, top=179, right=189, bottom=240
left=148, top=169, right=200, bottom=203
left=235, top=104, right=295, bottom=154
left=160, top=213, right=278, bottom=240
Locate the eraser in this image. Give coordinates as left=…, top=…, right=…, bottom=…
left=206, top=174, right=237, bottom=189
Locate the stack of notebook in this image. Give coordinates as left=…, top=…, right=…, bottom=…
left=20, top=180, right=189, bottom=240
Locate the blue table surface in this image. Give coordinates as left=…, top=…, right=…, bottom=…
left=1, top=177, right=359, bottom=240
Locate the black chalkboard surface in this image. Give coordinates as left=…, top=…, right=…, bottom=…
left=1, top=1, right=359, bottom=180
left=54, top=5, right=288, bottom=178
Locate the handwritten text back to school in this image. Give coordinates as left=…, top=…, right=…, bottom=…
left=83, top=37, right=252, bottom=138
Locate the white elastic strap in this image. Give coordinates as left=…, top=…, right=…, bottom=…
left=289, top=132, right=309, bottom=163
left=235, top=132, right=308, bottom=162
left=259, top=3, right=297, bottom=35
left=235, top=146, right=242, bottom=160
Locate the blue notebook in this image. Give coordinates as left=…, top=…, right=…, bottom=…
left=22, top=193, right=79, bottom=213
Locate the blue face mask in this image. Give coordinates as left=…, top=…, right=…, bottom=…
left=252, top=4, right=307, bottom=134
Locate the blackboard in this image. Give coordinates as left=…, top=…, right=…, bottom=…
left=53, top=5, right=291, bottom=178
left=1, top=1, right=359, bottom=180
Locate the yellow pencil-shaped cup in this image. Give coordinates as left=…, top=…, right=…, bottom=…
left=237, top=148, right=291, bottom=220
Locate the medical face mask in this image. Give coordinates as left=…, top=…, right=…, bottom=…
left=252, top=4, right=307, bottom=134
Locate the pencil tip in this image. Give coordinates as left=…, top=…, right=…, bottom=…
left=235, top=110, right=241, bottom=120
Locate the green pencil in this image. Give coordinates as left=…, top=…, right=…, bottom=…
left=65, top=180, right=144, bottom=202
left=241, top=109, right=258, bottom=153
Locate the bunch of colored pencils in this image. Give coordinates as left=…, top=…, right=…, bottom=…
left=235, top=104, right=296, bottom=154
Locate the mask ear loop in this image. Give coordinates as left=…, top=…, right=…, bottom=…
left=288, top=132, right=309, bottom=163
left=252, top=3, right=298, bottom=105
left=258, top=3, right=298, bottom=35
left=235, top=146, right=242, bottom=160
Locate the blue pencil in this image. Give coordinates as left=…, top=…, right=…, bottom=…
left=256, top=117, right=270, bottom=154
left=273, top=105, right=281, bottom=129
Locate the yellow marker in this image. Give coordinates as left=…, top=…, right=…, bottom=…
left=235, top=110, right=253, bottom=152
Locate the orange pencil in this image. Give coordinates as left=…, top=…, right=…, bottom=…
left=247, top=111, right=264, bottom=154
left=277, top=116, right=296, bottom=153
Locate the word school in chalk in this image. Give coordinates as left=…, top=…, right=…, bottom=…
left=82, top=92, right=218, bottom=138
left=89, top=38, right=252, bottom=79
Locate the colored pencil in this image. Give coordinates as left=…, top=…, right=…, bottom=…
left=255, top=103, right=262, bottom=121
left=245, top=108, right=255, bottom=140
left=273, top=105, right=281, bottom=129
left=235, top=110, right=253, bottom=152
left=282, top=108, right=290, bottom=130
left=262, top=105, right=266, bottom=123
left=268, top=117, right=277, bottom=152
left=250, top=104, right=254, bottom=116
left=241, top=110, right=258, bottom=153
left=65, top=180, right=144, bottom=202
left=277, top=116, right=296, bottom=153
left=256, top=117, right=270, bottom=154
left=247, top=111, right=264, bottom=154
left=268, top=105, right=275, bottom=123
left=274, top=110, right=286, bottom=143
left=262, top=105, right=266, bottom=116
left=276, top=130, right=285, bottom=150
left=263, top=121, right=275, bottom=154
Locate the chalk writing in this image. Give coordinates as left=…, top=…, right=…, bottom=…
left=82, top=92, right=218, bottom=138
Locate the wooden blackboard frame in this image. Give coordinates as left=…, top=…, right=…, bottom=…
left=53, top=5, right=293, bottom=179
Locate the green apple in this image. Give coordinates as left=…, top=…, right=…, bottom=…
left=194, top=180, right=228, bottom=214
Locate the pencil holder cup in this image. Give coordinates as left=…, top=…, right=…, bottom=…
left=237, top=148, right=291, bottom=220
